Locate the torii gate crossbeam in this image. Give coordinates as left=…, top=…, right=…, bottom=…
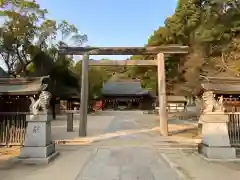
left=59, top=45, right=189, bottom=137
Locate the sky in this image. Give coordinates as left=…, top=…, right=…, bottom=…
left=0, top=0, right=178, bottom=69
left=36, top=0, right=178, bottom=60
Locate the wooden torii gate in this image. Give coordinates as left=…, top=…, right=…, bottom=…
left=59, top=46, right=189, bottom=137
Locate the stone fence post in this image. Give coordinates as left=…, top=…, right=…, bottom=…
left=67, top=111, right=74, bottom=132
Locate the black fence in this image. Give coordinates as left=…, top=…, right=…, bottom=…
left=228, top=113, right=240, bottom=146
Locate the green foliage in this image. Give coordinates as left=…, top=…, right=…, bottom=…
left=26, top=62, right=35, bottom=73
left=74, top=62, right=103, bottom=100
left=0, top=0, right=86, bottom=76
left=0, top=0, right=91, bottom=100
left=127, top=0, right=240, bottom=95
left=3, top=0, right=240, bottom=98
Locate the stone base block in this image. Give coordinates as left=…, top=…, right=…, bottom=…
left=19, top=143, right=55, bottom=158
left=199, top=143, right=236, bottom=159
left=24, top=119, right=52, bottom=147
left=202, top=122, right=231, bottom=147
left=17, top=151, right=59, bottom=165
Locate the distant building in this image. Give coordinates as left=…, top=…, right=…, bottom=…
left=166, top=96, right=187, bottom=112
left=101, top=75, right=154, bottom=110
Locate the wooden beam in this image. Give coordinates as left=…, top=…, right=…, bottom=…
left=59, top=45, right=189, bottom=55
left=88, top=60, right=158, bottom=66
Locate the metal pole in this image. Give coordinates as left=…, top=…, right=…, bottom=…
left=79, top=53, right=89, bottom=136
left=157, top=53, right=168, bottom=136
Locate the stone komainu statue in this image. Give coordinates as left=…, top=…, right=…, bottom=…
left=29, top=91, right=52, bottom=115
left=214, top=95, right=225, bottom=112
left=202, top=91, right=225, bottom=113
left=202, top=91, right=215, bottom=113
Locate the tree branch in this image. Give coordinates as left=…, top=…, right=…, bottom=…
left=221, top=52, right=239, bottom=76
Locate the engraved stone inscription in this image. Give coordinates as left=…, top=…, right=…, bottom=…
left=32, top=125, right=40, bottom=134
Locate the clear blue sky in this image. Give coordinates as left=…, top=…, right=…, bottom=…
left=37, top=0, right=177, bottom=60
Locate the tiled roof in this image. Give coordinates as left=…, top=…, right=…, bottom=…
left=0, top=76, right=49, bottom=95
left=167, top=96, right=186, bottom=102
left=196, top=77, right=240, bottom=94
left=102, top=80, right=150, bottom=96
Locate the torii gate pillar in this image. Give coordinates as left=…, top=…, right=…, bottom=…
left=157, top=53, right=168, bottom=136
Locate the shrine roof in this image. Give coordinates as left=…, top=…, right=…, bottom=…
left=102, top=79, right=151, bottom=96
left=199, top=77, right=240, bottom=94
left=0, top=76, right=49, bottom=95
left=167, top=96, right=187, bottom=102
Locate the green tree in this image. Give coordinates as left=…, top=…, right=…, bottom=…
left=130, top=0, right=240, bottom=95
left=0, top=0, right=48, bottom=75
left=0, top=0, right=86, bottom=77
left=73, top=62, right=105, bottom=101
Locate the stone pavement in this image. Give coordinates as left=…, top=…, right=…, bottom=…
left=1, top=111, right=240, bottom=180
left=160, top=149, right=240, bottom=180
left=51, top=114, right=115, bottom=140
left=77, top=147, right=180, bottom=180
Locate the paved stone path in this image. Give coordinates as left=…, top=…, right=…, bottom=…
left=74, top=111, right=181, bottom=180
left=0, top=111, right=184, bottom=180
left=77, top=147, right=179, bottom=180
left=2, top=111, right=240, bottom=180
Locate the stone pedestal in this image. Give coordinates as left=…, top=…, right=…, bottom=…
left=198, top=112, right=236, bottom=160
left=18, top=113, right=59, bottom=164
